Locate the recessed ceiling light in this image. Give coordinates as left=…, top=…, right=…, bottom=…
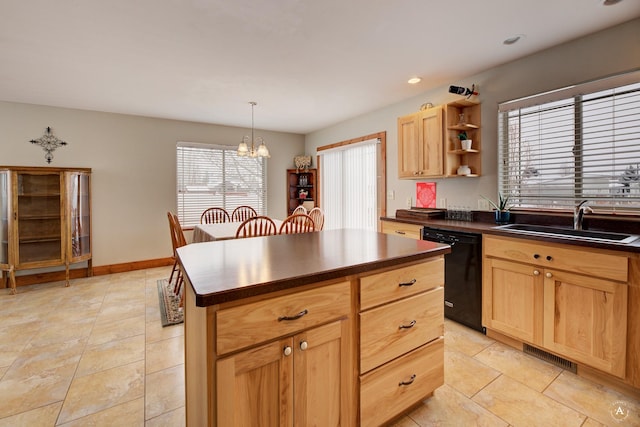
left=601, top=0, right=623, bottom=5
left=503, top=34, right=525, bottom=45
left=407, top=77, right=422, bottom=84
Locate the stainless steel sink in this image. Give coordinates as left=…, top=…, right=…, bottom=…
left=495, top=223, right=639, bottom=244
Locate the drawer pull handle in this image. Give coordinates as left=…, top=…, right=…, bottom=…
left=300, top=340, right=308, bottom=351
left=395, top=230, right=406, bottom=235
left=398, top=279, right=417, bottom=287
left=533, top=254, right=540, bottom=259
left=546, top=255, right=553, bottom=261
left=533, top=270, right=540, bottom=276
left=278, top=309, right=308, bottom=322
left=399, top=374, right=416, bottom=386
left=283, top=346, right=292, bottom=356
left=546, top=272, right=553, bottom=278
left=399, top=320, right=416, bottom=330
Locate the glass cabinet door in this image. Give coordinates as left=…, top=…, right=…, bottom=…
left=67, top=172, right=91, bottom=261
left=0, top=170, right=9, bottom=267
left=15, top=171, right=64, bottom=266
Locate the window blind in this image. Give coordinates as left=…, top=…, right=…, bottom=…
left=498, top=71, right=640, bottom=212
left=319, top=139, right=377, bottom=230
left=176, top=142, right=267, bottom=227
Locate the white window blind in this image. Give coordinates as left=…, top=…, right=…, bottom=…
left=176, top=142, right=267, bottom=227
left=498, top=71, right=640, bottom=212
left=319, top=139, right=377, bottom=231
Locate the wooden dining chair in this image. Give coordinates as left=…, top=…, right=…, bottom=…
left=292, top=205, right=307, bottom=215
left=235, top=216, right=277, bottom=238
left=231, top=205, right=258, bottom=222
left=279, top=214, right=316, bottom=234
left=308, top=207, right=325, bottom=231
left=167, top=212, right=188, bottom=297
left=200, top=207, right=231, bottom=224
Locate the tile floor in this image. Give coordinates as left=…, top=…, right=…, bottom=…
left=0, top=267, right=638, bottom=426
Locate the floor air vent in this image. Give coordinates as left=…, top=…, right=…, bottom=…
left=523, top=344, right=577, bottom=373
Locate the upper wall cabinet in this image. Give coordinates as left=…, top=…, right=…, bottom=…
left=397, top=100, right=481, bottom=179
left=0, top=166, right=92, bottom=294
left=397, top=107, right=443, bottom=179
left=443, top=100, right=482, bottom=177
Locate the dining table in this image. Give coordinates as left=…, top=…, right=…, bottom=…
left=193, top=220, right=283, bottom=242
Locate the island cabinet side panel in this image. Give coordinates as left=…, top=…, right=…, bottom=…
left=184, top=281, right=217, bottom=427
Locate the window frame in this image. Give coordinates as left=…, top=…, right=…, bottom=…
left=498, top=70, right=640, bottom=213
left=176, top=142, right=267, bottom=227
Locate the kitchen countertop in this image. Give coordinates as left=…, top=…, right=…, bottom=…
left=382, top=213, right=640, bottom=253
left=177, top=228, right=451, bottom=307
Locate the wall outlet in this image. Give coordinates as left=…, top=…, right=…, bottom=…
left=439, top=198, right=447, bottom=209
left=387, top=190, right=395, bottom=200
left=406, top=197, right=412, bottom=208
left=478, top=199, right=490, bottom=210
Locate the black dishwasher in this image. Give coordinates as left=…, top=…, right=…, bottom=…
left=422, top=227, right=484, bottom=333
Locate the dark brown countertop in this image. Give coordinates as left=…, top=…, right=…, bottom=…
left=177, top=228, right=451, bottom=307
left=382, top=214, right=640, bottom=253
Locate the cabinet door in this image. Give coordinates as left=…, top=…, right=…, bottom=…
left=294, top=320, right=349, bottom=426
left=13, top=171, right=64, bottom=267
left=398, top=109, right=444, bottom=179
left=398, top=114, right=421, bottom=178
left=418, top=108, right=443, bottom=176
left=217, top=337, right=294, bottom=427
left=67, top=171, right=91, bottom=262
left=543, top=269, right=627, bottom=378
left=483, top=258, right=544, bottom=345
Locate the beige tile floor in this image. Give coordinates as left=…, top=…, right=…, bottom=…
left=0, top=267, right=638, bottom=426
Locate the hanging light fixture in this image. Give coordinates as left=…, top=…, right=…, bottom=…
left=237, top=101, right=270, bottom=158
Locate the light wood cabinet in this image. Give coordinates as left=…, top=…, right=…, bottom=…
left=0, top=166, right=92, bottom=294
left=187, top=279, right=354, bottom=426
left=397, top=107, right=443, bottom=178
left=380, top=219, right=423, bottom=240
left=184, top=254, right=447, bottom=426
left=443, top=100, right=482, bottom=177
left=542, top=268, right=627, bottom=378
left=483, top=257, right=544, bottom=345
left=217, top=320, right=347, bottom=426
left=358, top=259, right=445, bottom=426
left=483, top=235, right=628, bottom=378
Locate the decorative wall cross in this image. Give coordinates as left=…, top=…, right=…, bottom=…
left=30, top=126, right=67, bottom=163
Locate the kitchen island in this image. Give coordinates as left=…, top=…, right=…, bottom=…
left=177, top=229, right=450, bottom=426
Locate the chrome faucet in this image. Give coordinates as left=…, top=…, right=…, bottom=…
left=574, top=200, right=590, bottom=230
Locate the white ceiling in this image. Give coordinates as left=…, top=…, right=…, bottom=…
left=1, top=0, right=639, bottom=134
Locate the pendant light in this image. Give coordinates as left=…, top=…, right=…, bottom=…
left=237, top=101, right=270, bottom=158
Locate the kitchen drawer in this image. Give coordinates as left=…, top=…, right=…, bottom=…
left=484, top=235, right=628, bottom=282
left=360, top=337, right=444, bottom=427
left=360, top=287, right=443, bottom=373
left=216, top=281, right=350, bottom=355
left=360, top=257, right=444, bottom=310
left=381, top=220, right=423, bottom=240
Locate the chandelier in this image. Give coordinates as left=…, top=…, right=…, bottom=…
left=237, top=101, right=270, bottom=158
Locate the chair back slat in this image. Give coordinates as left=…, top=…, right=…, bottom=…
left=279, top=214, right=315, bottom=234
left=231, top=205, right=258, bottom=222
left=235, top=216, right=277, bottom=238
left=201, top=207, right=231, bottom=224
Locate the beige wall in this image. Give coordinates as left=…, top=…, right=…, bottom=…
left=305, top=18, right=640, bottom=216
left=0, top=103, right=304, bottom=267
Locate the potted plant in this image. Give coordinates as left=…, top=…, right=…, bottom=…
left=482, top=193, right=512, bottom=224
left=458, top=131, right=472, bottom=150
